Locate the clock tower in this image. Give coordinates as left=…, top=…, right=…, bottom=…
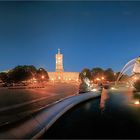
left=55, top=48, right=64, bottom=72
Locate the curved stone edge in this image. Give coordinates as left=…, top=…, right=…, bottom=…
left=0, top=92, right=101, bottom=139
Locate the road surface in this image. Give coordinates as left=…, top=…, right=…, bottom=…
left=0, top=82, right=79, bottom=126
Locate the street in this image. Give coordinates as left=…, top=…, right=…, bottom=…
left=0, top=82, right=79, bottom=126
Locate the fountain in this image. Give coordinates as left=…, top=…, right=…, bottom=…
left=116, top=56, right=140, bottom=91
left=79, top=77, right=92, bottom=93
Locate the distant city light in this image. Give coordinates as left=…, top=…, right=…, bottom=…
left=41, top=75, right=45, bottom=79
left=101, top=77, right=105, bottom=80
left=134, top=101, right=140, bottom=105
left=111, top=87, right=117, bottom=90
left=134, top=77, right=137, bottom=80
left=96, top=78, right=100, bottom=81
left=32, top=77, right=36, bottom=80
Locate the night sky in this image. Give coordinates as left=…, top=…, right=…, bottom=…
left=0, top=1, right=140, bottom=72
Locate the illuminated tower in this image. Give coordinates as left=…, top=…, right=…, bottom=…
left=55, top=48, right=64, bottom=72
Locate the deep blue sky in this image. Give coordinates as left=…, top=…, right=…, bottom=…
left=0, top=1, right=140, bottom=72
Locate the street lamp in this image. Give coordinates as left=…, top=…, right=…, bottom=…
left=134, top=77, right=137, bottom=80
left=134, top=100, right=140, bottom=105
left=41, top=75, right=45, bottom=79
left=58, top=76, right=61, bottom=80
left=96, top=78, right=100, bottom=81
left=101, top=77, right=105, bottom=80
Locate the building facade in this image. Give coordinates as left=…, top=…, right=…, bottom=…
left=48, top=49, right=79, bottom=82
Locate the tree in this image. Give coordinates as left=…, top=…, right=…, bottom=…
left=134, top=80, right=140, bottom=91
left=104, top=68, right=115, bottom=82
left=79, top=68, right=91, bottom=81
left=36, top=68, right=49, bottom=81
left=0, top=72, right=8, bottom=83
left=91, top=67, right=104, bottom=78
left=0, top=65, right=50, bottom=83
left=8, top=65, right=37, bottom=83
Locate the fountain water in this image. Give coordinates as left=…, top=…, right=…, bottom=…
left=116, top=56, right=140, bottom=88
left=116, top=58, right=136, bottom=83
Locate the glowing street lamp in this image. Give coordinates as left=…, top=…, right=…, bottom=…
left=134, top=100, right=140, bottom=105
left=51, top=78, right=54, bottom=85
left=101, top=77, right=105, bottom=80
left=134, top=77, right=137, bottom=80
left=132, top=76, right=138, bottom=82
left=58, top=76, right=61, bottom=80
left=96, top=78, right=100, bottom=81
left=32, top=77, right=36, bottom=80
left=41, top=75, right=45, bottom=79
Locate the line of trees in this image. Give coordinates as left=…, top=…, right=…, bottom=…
left=79, top=67, right=128, bottom=82
left=0, top=65, right=49, bottom=84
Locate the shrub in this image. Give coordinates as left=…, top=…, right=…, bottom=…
left=133, top=80, right=140, bottom=91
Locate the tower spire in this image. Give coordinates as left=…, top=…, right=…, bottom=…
left=58, top=48, right=60, bottom=54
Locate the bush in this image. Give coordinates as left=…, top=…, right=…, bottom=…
left=133, top=80, right=140, bottom=91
